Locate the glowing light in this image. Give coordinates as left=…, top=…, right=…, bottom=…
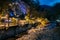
left=19, top=20, right=26, bottom=26
left=17, top=1, right=27, bottom=14
left=8, top=3, right=12, bottom=7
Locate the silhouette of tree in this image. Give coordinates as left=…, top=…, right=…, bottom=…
left=53, top=3, right=60, bottom=19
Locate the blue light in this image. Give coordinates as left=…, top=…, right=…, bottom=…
left=9, top=9, right=15, bottom=17
left=18, top=2, right=27, bottom=14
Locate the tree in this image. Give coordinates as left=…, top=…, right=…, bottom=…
left=53, top=3, right=60, bottom=19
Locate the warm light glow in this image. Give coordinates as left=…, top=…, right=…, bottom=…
left=0, top=12, right=49, bottom=29
left=19, top=20, right=26, bottom=26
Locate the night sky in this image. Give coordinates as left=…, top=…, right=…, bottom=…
left=40, top=0, right=60, bottom=6
left=1, top=0, right=60, bottom=6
